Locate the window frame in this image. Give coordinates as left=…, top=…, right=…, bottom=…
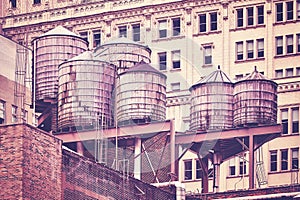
left=195, top=160, right=203, bottom=180
left=172, top=18, right=181, bottom=36
left=92, top=30, right=101, bottom=48
left=275, top=69, right=283, bottom=78
left=10, top=0, right=17, bottom=8
left=12, top=105, right=18, bottom=123
left=286, top=1, right=294, bottom=21
left=236, top=41, right=244, bottom=61
left=199, top=14, right=207, bottom=32
left=239, top=158, right=247, bottom=175
left=281, top=109, right=288, bottom=134
left=292, top=108, right=299, bottom=133
left=229, top=157, right=236, bottom=176
left=292, top=148, right=299, bottom=170
left=203, top=45, right=213, bottom=65
left=210, top=12, right=218, bottom=31
left=246, top=40, right=254, bottom=59
left=281, top=149, right=288, bottom=171
left=171, top=50, right=181, bottom=69
left=276, top=36, right=283, bottom=55
left=0, top=100, right=5, bottom=124
left=237, top=8, right=244, bottom=27
left=33, top=0, right=41, bottom=4
left=132, top=24, right=141, bottom=42
left=286, top=68, right=294, bottom=77
left=257, top=5, right=264, bottom=25
left=257, top=39, right=264, bottom=58
left=297, top=34, right=300, bottom=52
left=286, top=35, right=294, bottom=54
left=184, top=160, right=193, bottom=181
left=158, top=52, right=167, bottom=70
left=79, top=31, right=88, bottom=43
left=276, top=2, right=284, bottom=22
left=247, top=7, right=254, bottom=26
left=270, top=150, right=278, bottom=172
left=119, top=25, right=127, bottom=38
left=158, top=20, right=167, bottom=38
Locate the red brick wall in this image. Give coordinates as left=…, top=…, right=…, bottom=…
left=62, top=149, right=175, bottom=200
left=0, top=124, right=62, bottom=199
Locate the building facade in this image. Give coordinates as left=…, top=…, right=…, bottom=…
left=1, top=0, right=300, bottom=194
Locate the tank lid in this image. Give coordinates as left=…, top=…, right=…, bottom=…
left=191, top=65, right=232, bottom=88
left=120, top=60, right=166, bottom=77
left=243, top=66, right=267, bottom=80
left=99, top=36, right=151, bottom=51
left=40, top=26, right=80, bottom=37
left=68, top=51, right=94, bottom=61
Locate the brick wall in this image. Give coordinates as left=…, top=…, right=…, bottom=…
left=0, top=123, right=62, bottom=199
left=62, top=149, right=175, bottom=200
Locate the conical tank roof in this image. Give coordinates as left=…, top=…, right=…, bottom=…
left=59, top=51, right=111, bottom=65
left=39, top=25, right=80, bottom=37
left=243, top=66, right=267, bottom=80
left=191, top=66, right=232, bottom=90
left=120, top=60, right=166, bottom=77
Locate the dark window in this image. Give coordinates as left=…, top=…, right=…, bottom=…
left=292, top=148, right=299, bottom=170
left=184, top=160, right=192, bottom=180
left=247, top=40, right=254, bottom=59
left=287, top=1, right=294, bottom=20
left=93, top=30, right=101, bottom=48
left=297, top=0, right=300, bottom=19
left=196, top=160, right=203, bottom=179
left=276, top=3, right=283, bottom=22
left=239, top=159, right=247, bottom=175
left=204, top=46, right=212, bottom=64
left=257, top=39, right=264, bottom=58
left=119, top=26, right=127, bottom=38
left=286, top=68, right=294, bottom=77
left=229, top=158, right=236, bottom=176
left=297, top=67, right=300, bottom=76
left=33, top=0, right=41, bottom=4
left=236, top=42, right=243, bottom=60
left=79, top=32, right=88, bottom=43
left=132, top=24, right=140, bottom=42
left=159, top=20, right=167, bottom=38
left=297, top=34, right=300, bottom=52
left=292, top=108, right=299, bottom=133
left=276, top=36, right=283, bottom=55
left=199, top=14, right=206, bottom=32
left=172, top=50, right=180, bottom=69
left=282, top=109, right=288, bottom=134
left=247, top=7, right=254, bottom=26
left=172, top=18, right=181, bottom=36
left=287, top=35, right=294, bottom=54
left=158, top=52, right=167, bottom=70
left=237, top=8, right=243, bottom=27
left=257, top=6, right=264, bottom=24
left=10, top=0, right=17, bottom=8
left=281, top=149, right=288, bottom=171
left=0, top=101, right=5, bottom=124
left=270, top=151, right=277, bottom=172
left=275, top=69, right=283, bottom=78
left=210, top=12, right=217, bottom=31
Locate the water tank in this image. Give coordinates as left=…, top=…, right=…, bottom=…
left=116, top=61, right=166, bottom=126
left=32, top=26, right=88, bottom=111
left=58, top=51, right=116, bottom=130
left=190, top=66, right=233, bottom=131
left=233, top=67, right=277, bottom=127
left=94, top=37, right=151, bottom=74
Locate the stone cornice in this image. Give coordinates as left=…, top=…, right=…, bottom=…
left=277, top=81, right=300, bottom=93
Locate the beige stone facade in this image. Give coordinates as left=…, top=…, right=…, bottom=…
left=1, top=0, right=300, bottom=194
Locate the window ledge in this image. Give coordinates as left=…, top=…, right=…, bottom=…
left=202, top=64, right=213, bottom=68
left=152, top=35, right=185, bottom=43
left=273, top=20, right=298, bottom=26
left=230, top=24, right=266, bottom=32
left=226, top=174, right=249, bottom=179
left=159, top=69, right=168, bottom=73
left=170, top=68, right=181, bottom=72
left=274, top=52, right=300, bottom=59
left=280, top=133, right=299, bottom=137
left=234, top=57, right=265, bottom=64
left=268, top=170, right=297, bottom=175
left=193, top=30, right=221, bottom=37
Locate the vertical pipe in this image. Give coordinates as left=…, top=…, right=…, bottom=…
left=170, top=119, right=176, bottom=175
left=213, top=152, right=221, bottom=192
left=249, top=134, right=255, bottom=189
left=202, top=157, right=209, bottom=193
left=134, top=137, right=142, bottom=180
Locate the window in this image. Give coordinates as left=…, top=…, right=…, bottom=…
left=10, top=0, right=17, bottom=8
left=210, top=12, right=217, bottom=31
left=257, top=39, right=264, bottom=58
left=257, top=6, right=264, bottom=24
left=281, top=109, right=288, bottom=134
left=281, top=149, right=288, bottom=171
left=132, top=24, right=140, bottom=42
left=12, top=106, right=17, bottom=123
left=297, top=67, right=300, bottom=75
left=276, top=36, right=283, bottom=55
left=235, top=74, right=244, bottom=80
left=276, top=3, right=283, bottom=22
left=0, top=101, right=5, bottom=124
left=204, top=46, right=212, bottom=65
left=292, top=148, right=299, bottom=170
left=93, top=30, right=101, bottom=48
left=297, top=34, right=300, bottom=52
left=297, top=0, right=300, bottom=19
left=119, top=26, right=127, bottom=38
left=171, top=83, right=180, bottom=91
left=172, top=50, right=180, bottom=69
left=237, top=8, right=244, bottom=27
left=270, top=151, right=278, bottom=172
left=158, top=20, right=167, bottom=38
left=22, top=109, right=28, bottom=123
left=32, top=113, right=38, bottom=126
left=184, top=160, right=192, bottom=180
left=286, top=68, right=294, bottom=77
left=292, top=108, right=299, bottom=133
left=199, top=14, right=206, bottom=32
left=286, top=35, right=294, bottom=54
left=239, top=158, right=247, bottom=175
left=287, top=1, right=294, bottom=20
left=275, top=69, right=283, bottom=78
left=229, top=158, right=236, bottom=176
left=79, top=32, right=88, bottom=43
left=158, top=52, right=167, bottom=70
left=172, top=18, right=180, bottom=36
left=236, top=42, right=243, bottom=60
left=196, top=160, right=203, bottom=179
left=247, top=7, right=254, bottom=26
left=247, top=40, right=254, bottom=59
left=33, top=0, right=41, bottom=4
